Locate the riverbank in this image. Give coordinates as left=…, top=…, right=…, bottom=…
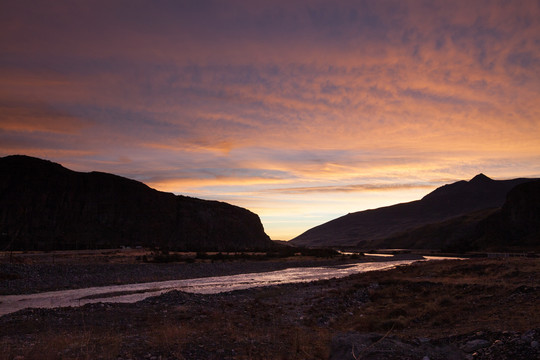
left=0, top=253, right=421, bottom=295
left=1, top=257, right=539, bottom=359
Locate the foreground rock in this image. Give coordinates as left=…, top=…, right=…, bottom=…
left=330, top=332, right=465, bottom=360
left=330, top=329, right=540, bottom=360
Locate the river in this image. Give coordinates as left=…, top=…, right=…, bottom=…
left=0, top=258, right=434, bottom=316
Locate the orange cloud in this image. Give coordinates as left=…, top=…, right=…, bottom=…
left=2, top=0, right=540, bottom=240
left=146, top=177, right=289, bottom=194
left=0, top=100, right=88, bottom=134
left=266, top=183, right=437, bottom=194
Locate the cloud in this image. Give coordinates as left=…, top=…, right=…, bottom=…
left=146, top=176, right=289, bottom=194
left=1, top=0, right=540, bottom=239
left=266, top=183, right=438, bottom=194
left=0, top=100, right=89, bottom=134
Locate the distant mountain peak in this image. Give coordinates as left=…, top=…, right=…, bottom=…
left=469, top=173, right=493, bottom=184
left=290, top=173, right=536, bottom=247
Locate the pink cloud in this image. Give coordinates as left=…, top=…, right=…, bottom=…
left=2, top=0, right=540, bottom=239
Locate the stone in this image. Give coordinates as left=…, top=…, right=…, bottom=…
left=329, top=332, right=466, bottom=360
left=531, top=340, right=539, bottom=349
left=521, top=330, right=535, bottom=342
left=461, top=339, right=490, bottom=353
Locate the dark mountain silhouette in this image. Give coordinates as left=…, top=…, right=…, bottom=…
left=377, top=179, right=540, bottom=252
left=0, top=155, right=273, bottom=251
left=473, top=179, right=540, bottom=251
left=290, top=174, right=536, bottom=248
left=368, top=208, right=498, bottom=251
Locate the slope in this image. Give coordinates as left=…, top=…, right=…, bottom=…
left=375, top=179, right=540, bottom=252
left=0, top=155, right=273, bottom=251
left=289, top=174, right=535, bottom=248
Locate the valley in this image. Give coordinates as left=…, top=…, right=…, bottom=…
left=1, top=255, right=539, bottom=359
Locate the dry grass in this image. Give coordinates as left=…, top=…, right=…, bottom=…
left=1, top=257, right=538, bottom=359
left=0, top=329, right=122, bottom=360
left=140, top=305, right=332, bottom=359
left=336, top=258, right=540, bottom=339
left=145, top=322, right=190, bottom=359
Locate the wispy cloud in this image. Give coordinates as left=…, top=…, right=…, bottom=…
left=1, top=0, right=539, bottom=239
left=267, top=183, right=438, bottom=194
left=0, top=100, right=89, bottom=134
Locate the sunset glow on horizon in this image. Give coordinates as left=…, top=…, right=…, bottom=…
left=2, top=1, right=540, bottom=240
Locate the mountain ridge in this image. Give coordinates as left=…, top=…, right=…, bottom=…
left=377, top=179, right=540, bottom=252
left=290, top=174, right=536, bottom=248
left=0, top=155, right=273, bottom=251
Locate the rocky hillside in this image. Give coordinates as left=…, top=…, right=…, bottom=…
left=290, top=174, right=535, bottom=248
left=368, top=179, right=540, bottom=252
left=473, top=179, right=540, bottom=251
left=0, top=155, right=273, bottom=251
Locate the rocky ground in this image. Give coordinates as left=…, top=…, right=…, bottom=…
left=0, top=256, right=539, bottom=359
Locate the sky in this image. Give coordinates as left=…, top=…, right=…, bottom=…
left=1, top=1, right=540, bottom=240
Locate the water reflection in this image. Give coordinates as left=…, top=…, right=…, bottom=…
left=0, top=259, right=419, bottom=316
